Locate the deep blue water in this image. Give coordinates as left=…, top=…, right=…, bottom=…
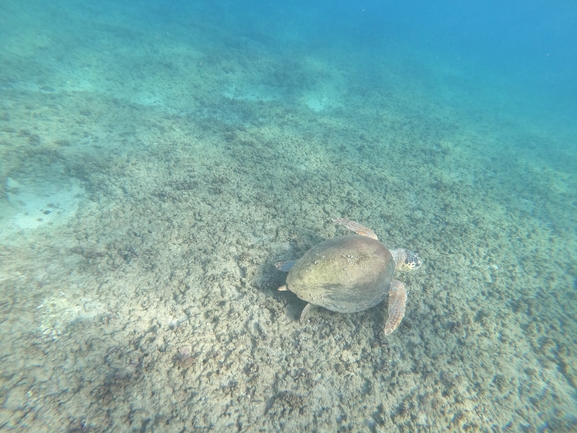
left=155, top=0, right=577, bottom=119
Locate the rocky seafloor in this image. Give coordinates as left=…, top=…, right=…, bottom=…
left=1, top=1, right=576, bottom=431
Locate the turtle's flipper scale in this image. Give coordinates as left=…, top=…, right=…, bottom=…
left=384, top=280, right=407, bottom=335
left=332, top=218, right=378, bottom=240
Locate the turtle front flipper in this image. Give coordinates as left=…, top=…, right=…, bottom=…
left=332, top=218, right=378, bottom=240
left=384, top=280, right=407, bottom=335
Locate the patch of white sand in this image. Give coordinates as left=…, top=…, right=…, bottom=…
left=1, top=176, right=85, bottom=234
left=131, top=90, right=165, bottom=106
left=303, top=94, right=329, bottom=112
left=37, top=293, right=106, bottom=341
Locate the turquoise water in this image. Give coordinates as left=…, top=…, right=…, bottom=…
left=1, top=0, right=576, bottom=431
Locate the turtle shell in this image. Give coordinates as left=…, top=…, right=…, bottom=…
left=286, top=235, right=395, bottom=313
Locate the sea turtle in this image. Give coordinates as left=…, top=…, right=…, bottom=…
left=275, top=218, right=422, bottom=335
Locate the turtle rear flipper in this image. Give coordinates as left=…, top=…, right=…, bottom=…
left=384, top=280, right=407, bottom=335
left=299, top=303, right=320, bottom=323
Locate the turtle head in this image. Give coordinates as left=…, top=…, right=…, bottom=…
left=402, top=251, right=422, bottom=271
left=391, top=249, right=422, bottom=272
